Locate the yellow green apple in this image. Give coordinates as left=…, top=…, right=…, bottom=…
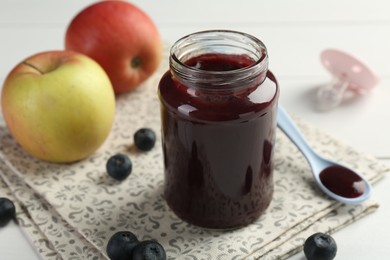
left=1, top=50, right=116, bottom=163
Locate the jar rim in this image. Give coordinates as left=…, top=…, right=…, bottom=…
left=169, top=30, right=268, bottom=91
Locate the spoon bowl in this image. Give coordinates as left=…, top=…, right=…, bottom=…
left=277, top=105, right=372, bottom=204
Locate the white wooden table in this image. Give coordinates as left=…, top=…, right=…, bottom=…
left=1, top=1, right=389, bottom=259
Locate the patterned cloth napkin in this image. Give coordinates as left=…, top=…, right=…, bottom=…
left=0, top=49, right=388, bottom=260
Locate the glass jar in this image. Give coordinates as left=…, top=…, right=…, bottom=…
left=158, top=30, right=279, bottom=229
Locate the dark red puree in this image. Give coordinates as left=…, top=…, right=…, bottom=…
left=159, top=53, right=279, bottom=228
left=319, top=166, right=365, bottom=198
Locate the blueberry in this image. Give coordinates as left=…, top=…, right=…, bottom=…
left=106, top=231, right=139, bottom=260
left=304, top=232, right=337, bottom=260
left=134, top=128, right=156, bottom=151
left=132, top=240, right=166, bottom=260
left=106, top=154, right=132, bottom=181
left=0, top=197, right=16, bottom=227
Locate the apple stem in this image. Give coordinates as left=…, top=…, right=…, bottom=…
left=23, top=61, right=44, bottom=75
left=131, top=57, right=142, bottom=69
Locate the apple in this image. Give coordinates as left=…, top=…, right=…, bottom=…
left=1, top=50, right=116, bottom=163
left=65, top=0, right=163, bottom=94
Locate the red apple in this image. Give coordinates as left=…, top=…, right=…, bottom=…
left=1, top=50, right=116, bottom=163
left=65, top=0, right=163, bottom=94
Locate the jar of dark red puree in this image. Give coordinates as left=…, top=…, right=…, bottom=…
left=158, top=30, right=279, bottom=229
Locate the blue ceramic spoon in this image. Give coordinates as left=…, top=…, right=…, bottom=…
left=277, top=105, right=372, bottom=204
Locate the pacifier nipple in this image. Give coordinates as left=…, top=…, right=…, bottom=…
left=317, top=49, right=379, bottom=111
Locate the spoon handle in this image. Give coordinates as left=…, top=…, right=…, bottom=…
left=277, top=106, right=317, bottom=163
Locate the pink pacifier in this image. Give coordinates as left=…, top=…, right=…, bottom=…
left=317, top=49, right=380, bottom=111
